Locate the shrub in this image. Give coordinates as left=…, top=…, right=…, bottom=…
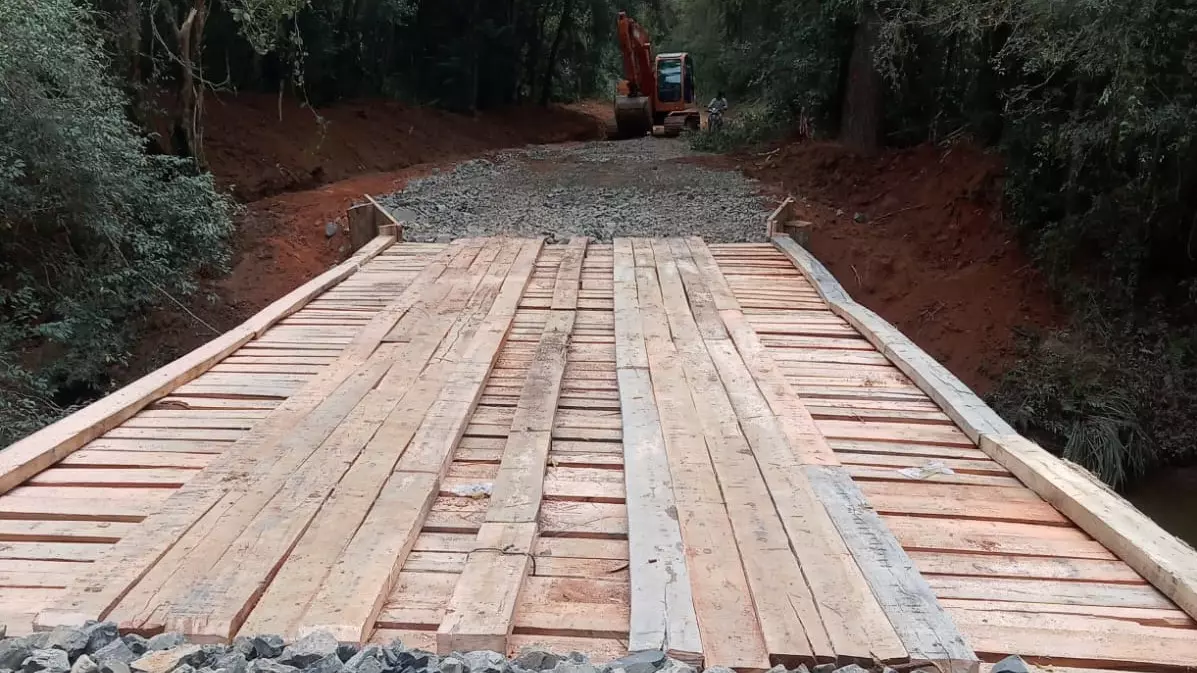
left=0, top=0, right=233, bottom=445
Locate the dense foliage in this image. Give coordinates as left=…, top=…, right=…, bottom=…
left=666, top=0, right=1197, bottom=485
left=0, top=0, right=233, bottom=445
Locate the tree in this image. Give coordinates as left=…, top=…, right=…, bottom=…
left=0, top=0, right=233, bottom=445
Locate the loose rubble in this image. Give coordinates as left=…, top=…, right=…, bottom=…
left=0, top=625, right=1040, bottom=673
left=376, top=137, right=772, bottom=244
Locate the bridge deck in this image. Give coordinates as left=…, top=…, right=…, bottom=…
left=2, top=235, right=1195, bottom=672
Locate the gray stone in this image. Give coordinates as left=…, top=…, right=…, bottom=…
left=549, top=661, right=596, bottom=673
left=71, top=655, right=98, bottom=673
left=92, top=641, right=137, bottom=668
left=121, top=637, right=149, bottom=657
left=334, top=646, right=358, bottom=665
left=43, top=628, right=89, bottom=658
left=652, top=660, right=693, bottom=673
left=438, top=657, right=464, bottom=673
left=325, top=222, right=339, bottom=238
left=990, top=656, right=1031, bottom=673
left=512, top=652, right=560, bottom=672
left=100, top=663, right=131, bottom=673
left=700, top=667, right=732, bottom=673
left=174, top=666, right=196, bottom=673
left=249, top=661, right=297, bottom=673
left=23, top=649, right=71, bottom=673
left=831, top=666, right=868, bottom=673
left=279, top=632, right=338, bottom=669
left=302, top=655, right=342, bottom=673
left=603, top=653, right=664, bottom=673
left=789, top=666, right=810, bottom=673
left=25, top=637, right=50, bottom=651
left=145, top=636, right=185, bottom=654
left=211, top=653, right=247, bottom=673
left=811, top=666, right=835, bottom=673
left=0, top=640, right=32, bottom=670
left=83, top=624, right=120, bottom=655
left=231, top=640, right=254, bottom=662
left=342, top=647, right=385, bottom=673
left=250, top=638, right=283, bottom=662
left=460, top=651, right=505, bottom=673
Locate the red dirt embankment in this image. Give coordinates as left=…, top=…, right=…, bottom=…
left=709, top=141, right=1062, bottom=394
left=123, top=95, right=602, bottom=379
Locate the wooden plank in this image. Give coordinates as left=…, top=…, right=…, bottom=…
left=551, top=238, right=587, bottom=310
left=439, top=244, right=582, bottom=653
left=979, top=434, right=1197, bottom=622
left=884, top=515, right=1118, bottom=561
left=0, top=234, right=400, bottom=497
left=35, top=244, right=464, bottom=631
left=225, top=241, right=516, bottom=640
left=675, top=239, right=906, bottom=663
left=908, top=551, right=1145, bottom=584
left=28, top=468, right=194, bottom=488
left=925, top=576, right=1173, bottom=610
left=633, top=245, right=769, bottom=671
left=804, top=464, right=979, bottom=672
left=0, top=519, right=134, bottom=543
left=940, top=599, right=1193, bottom=628
left=654, top=240, right=831, bottom=664
left=948, top=609, right=1197, bottom=667
left=611, top=239, right=702, bottom=662
left=58, top=450, right=214, bottom=469
left=297, top=239, right=544, bottom=643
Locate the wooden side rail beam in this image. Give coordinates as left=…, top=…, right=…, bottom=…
left=0, top=226, right=401, bottom=496
left=772, top=232, right=1197, bottom=623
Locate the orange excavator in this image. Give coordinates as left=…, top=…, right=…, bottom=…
left=614, top=11, right=701, bottom=138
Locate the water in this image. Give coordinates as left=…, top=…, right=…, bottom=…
left=1126, top=466, right=1197, bottom=548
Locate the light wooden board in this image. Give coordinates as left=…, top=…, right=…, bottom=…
left=631, top=240, right=769, bottom=671
left=804, top=464, right=979, bottom=673
left=439, top=243, right=583, bottom=653
left=0, top=234, right=400, bottom=498
left=236, top=241, right=517, bottom=639
left=612, top=240, right=701, bottom=664
left=36, top=242, right=462, bottom=631
left=297, top=239, right=543, bottom=643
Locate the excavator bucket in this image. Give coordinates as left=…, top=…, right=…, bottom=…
left=614, top=95, right=653, bottom=139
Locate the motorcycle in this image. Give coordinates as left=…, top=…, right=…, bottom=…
left=707, top=106, right=724, bottom=132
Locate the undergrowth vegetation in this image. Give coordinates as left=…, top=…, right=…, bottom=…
left=667, top=0, right=1197, bottom=486
left=0, top=0, right=233, bottom=445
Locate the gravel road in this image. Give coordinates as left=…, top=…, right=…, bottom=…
left=376, top=137, right=771, bottom=243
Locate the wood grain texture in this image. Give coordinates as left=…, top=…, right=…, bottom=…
left=979, top=434, right=1197, bottom=621
left=0, top=235, right=399, bottom=498
left=612, top=239, right=701, bottom=663
left=804, top=464, right=979, bottom=673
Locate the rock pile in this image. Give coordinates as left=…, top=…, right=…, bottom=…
left=376, top=137, right=772, bottom=244
left=0, top=625, right=1035, bottom=673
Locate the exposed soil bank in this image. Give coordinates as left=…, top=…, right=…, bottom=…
left=696, top=141, right=1064, bottom=395
left=118, top=96, right=604, bottom=384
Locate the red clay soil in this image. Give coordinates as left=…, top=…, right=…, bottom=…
left=703, top=141, right=1062, bottom=394
left=118, top=95, right=603, bottom=381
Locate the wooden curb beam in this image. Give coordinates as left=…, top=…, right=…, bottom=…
left=772, top=232, right=1197, bottom=625
left=765, top=196, right=810, bottom=244
left=347, top=195, right=407, bottom=253
left=0, top=227, right=401, bottom=498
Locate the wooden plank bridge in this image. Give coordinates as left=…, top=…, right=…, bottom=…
left=3, top=224, right=1197, bottom=673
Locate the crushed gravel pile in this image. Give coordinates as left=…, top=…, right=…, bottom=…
left=376, top=138, right=772, bottom=243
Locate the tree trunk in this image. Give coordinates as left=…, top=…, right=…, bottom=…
left=539, top=0, right=572, bottom=106
left=840, top=6, right=883, bottom=155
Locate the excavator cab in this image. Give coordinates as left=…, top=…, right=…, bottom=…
left=653, top=53, right=698, bottom=128
left=613, top=12, right=700, bottom=138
